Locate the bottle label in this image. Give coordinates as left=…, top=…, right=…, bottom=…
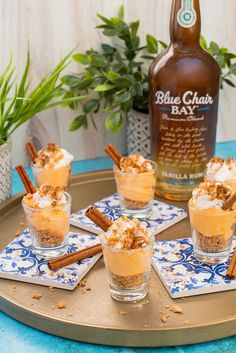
left=177, top=0, right=197, bottom=28
left=154, top=90, right=214, bottom=181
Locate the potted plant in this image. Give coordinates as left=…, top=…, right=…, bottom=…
left=0, top=49, right=84, bottom=202
left=62, top=5, right=236, bottom=158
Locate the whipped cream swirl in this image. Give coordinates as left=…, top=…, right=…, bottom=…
left=191, top=181, right=232, bottom=210
left=206, top=157, right=236, bottom=182
left=102, top=217, right=151, bottom=250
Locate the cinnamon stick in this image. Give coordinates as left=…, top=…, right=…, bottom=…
left=25, top=142, right=38, bottom=162
left=16, top=165, right=35, bottom=194
left=85, top=206, right=112, bottom=231
left=104, top=144, right=122, bottom=168
left=222, top=192, right=236, bottom=211
left=48, top=207, right=112, bottom=271
left=226, top=249, right=236, bottom=279
left=48, top=243, right=102, bottom=271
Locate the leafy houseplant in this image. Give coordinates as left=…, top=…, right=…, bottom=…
left=0, top=49, right=84, bottom=202
left=62, top=5, right=236, bottom=138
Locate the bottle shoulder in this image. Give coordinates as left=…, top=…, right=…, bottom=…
left=149, top=45, right=221, bottom=79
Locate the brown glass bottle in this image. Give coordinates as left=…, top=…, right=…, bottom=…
left=149, top=0, right=220, bottom=201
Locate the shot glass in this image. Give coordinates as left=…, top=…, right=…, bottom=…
left=114, top=161, right=157, bottom=219
left=31, top=162, right=72, bottom=191
left=22, top=192, right=71, bottom=259
left=100, top=232, right=154, bottom=302
left=189, top=201, right=236, bottom=264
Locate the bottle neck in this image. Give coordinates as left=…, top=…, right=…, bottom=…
left=170, top=0, right=201, bottom=48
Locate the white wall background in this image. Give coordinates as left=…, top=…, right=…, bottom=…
left=0, top=0, right=235, bottom=166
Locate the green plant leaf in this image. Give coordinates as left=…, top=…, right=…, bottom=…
left=200, top=36, right=207, bottom=50
left=69, top=114, right=87, bottom=131
left=103, top=29, right=118, bottom=37
left=83, top=99, right=99, bottom=113
left=113, top=77, right=133, bottom=88
left=115, top=90, right=131, bottom=103
left=146, top=34, right=158, bottom=54
left=223, top=78, right=236, bottom=87
left=209, top=41, right=220, bottom=55
left=104, top=71, right=120, bottom=81
left=94, top=84, right=115, bottom=92
left=118, top=5, right=124, bottom=19
left=230, top=63, right=236, bottom=75
left=158, top=40, right=168, bottom=49
left=105, top=111, right=123, bottom=132
left=130, top=21, right=139, bottom=40
left=73, top=53, right=90, bottom=65
left=101, top=43, right=115, bottom=55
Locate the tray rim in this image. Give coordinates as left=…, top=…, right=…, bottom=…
left=1, top=169, right=236, bottom=347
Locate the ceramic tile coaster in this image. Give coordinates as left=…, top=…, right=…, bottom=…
left=70, top=193, right=187, bottom=235
left=152, top=237, right=236, bottom=298
left=0, top=230, right=101, bottom=290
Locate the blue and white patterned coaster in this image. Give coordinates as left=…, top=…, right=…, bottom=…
left=152, top=237, right=236, bottom=298
left=70, top=193, right=187, bottom=235
left=0, top=230, right=101, bottom=290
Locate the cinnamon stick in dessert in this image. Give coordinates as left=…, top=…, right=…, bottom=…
left=16, top=165, right=35, bottom=194
left=48, top=244, right=102, bottom=271
left=104, top=144, right=122, bottom=168
left=85, top=206, right=112, bottom=231
left=226, top=249, right=236, bottom=279
left=222, top=192, right=236, bottom=211
left=25, top=142, right=38, bottom=162
left=47, top=207, right=113, bottom=271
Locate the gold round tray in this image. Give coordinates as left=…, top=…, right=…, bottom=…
left=0, top=170, right=236, bottom=347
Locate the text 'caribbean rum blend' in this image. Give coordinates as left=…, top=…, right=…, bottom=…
left=149, top=0, right=220, bottom=201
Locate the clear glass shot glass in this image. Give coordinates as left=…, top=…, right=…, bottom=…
left=100, top=232, right=154, bottom=302
left=22, top=192, right=71, bottom=259
left=31, top=162, right=72, bottom=191
left=189, top=200, right=236, bottom=264
left=113, top=161, right=157, bottom=219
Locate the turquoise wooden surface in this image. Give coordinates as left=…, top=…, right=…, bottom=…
left=1, top=140, right=236, bottom=353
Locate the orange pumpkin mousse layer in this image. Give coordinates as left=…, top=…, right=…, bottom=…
left=114, top=154, right=156, bottom=209
left=205, top=157, right=236, bottom=191
left=32, top=143, right=73, bottom=189
left=23, top=184, right=70, bottom=247
left=101, top=217, right=153, bottom=288
left=189, top=181, right=236, bottom=252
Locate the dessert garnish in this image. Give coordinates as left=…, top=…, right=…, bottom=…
left=16, top=165, right=35, bottom=194
left=48, top=243, right=102, bottom=271
left=192, top=181, right=235, bottom=211
left=25, top=141, right=38, bottom=162
left=104, top=144, right=122, bottom=168
left=23, top=184, right=66, bottom=209
left=119, top=154, right=153, bottom=174
left=104, top=143, right=153, bottom=173
left=48, top=207, right=110, bottom=270
left=226, top=248, right=236, bottom=279
left=102, top=216, right=151, bottom=250
left=33, top=143, right=73, bottom=169
left=206, top=157, right=236, bottom=182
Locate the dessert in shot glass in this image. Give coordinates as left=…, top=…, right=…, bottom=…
left=205, top=157, right=236, bottom=191
left=104, top=144, right=157, bottom=218
left=100, top=216, right=154, bottom=302
left=22, top=184, right=71, bottom=258
left=189, top=181, right=236, bottom=264
left=31, top=143, right=73, bottom=190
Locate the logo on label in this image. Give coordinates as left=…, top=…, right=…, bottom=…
left=155, top=91, right=213, bottom=116
left=177, top=0, right=197, bottom=28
